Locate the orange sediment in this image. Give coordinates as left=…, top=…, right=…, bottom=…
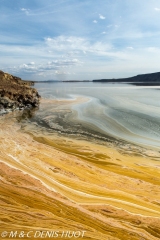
left=0, top=101, right=160, bottom=239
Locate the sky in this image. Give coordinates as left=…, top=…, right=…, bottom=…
left=1, top=0, right=160, bottom=81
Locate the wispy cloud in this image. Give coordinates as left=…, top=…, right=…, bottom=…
left=20, top=8, right=30, bottom=15
left=93, top=20, right=97, bottom=23
left=44, top=36, right=112, bottom=55
left=126, top=47, right=134, bottom=50
left=154, top=7, right=160, bottom=11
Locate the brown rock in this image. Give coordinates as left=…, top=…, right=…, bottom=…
left=0, top=70, right=40, bottom=112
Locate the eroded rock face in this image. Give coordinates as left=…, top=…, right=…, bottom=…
left=0, top=70, right=40, bottom=112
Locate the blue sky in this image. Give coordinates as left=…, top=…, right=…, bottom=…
left=1, top=0, right=160, bottom=80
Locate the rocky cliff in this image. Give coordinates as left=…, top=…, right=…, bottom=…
left=0, top=70, right=40, bottom=113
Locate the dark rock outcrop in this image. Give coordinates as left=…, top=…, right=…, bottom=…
left=0, top=70, right=40, bottom=113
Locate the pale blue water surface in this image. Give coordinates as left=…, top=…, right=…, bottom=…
left=35, top=82, right=160, bottom=148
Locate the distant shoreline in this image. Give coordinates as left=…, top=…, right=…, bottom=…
left=33, top=71, right=160, bottom=85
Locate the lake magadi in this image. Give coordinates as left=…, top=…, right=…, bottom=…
left=0, top=82, right=160, bottom=240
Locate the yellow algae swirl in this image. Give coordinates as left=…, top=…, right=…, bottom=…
left=0, top=98, right=160, bottom=240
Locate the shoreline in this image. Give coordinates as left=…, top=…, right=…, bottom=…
left=28, top=96, right=160, bottom=158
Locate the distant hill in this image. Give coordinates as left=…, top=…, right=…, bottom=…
left=63, top=80, right=91, bottom=82
left=93, top=72, right=160, bottom=83
left=33, top=80, right=60, bottom=83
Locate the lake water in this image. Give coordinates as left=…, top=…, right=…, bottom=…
left=34, top=82, right=160, bottom=149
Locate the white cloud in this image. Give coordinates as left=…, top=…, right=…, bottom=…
left=99, top=14, right=105, bottom=20
left=102, top=31, right=106, bottom=34
left=54, top=70, right=74, bottom=75
left=10, top=58, right=83, bottom=75
left=44, top=35, right=112, bottom=55
left=19, top=63, right=37, bottom=73
left=154, top=7, right=160, bottom=11
left=28, top=62, right=35, bottom=65
left=20, top=8, right=30, bottom=15
left=48, top=58, right=82, bottom=66
left=147, top=47, right=160, bottom=52
left=45, top=36, right=85, bottom=48
left=126, top=47, right=134, bottom=50
left=1, top=34, right=122, bottom=79
left=93, top=20, right=97, bottom=23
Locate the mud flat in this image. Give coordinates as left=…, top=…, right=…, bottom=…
left=0, top=98, right=160, bottom=240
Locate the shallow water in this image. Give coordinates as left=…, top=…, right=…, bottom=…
left=34, top=82, right=160, bottom=149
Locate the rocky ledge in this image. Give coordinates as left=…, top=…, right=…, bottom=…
left=0, top=70, right=40, bottom=113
